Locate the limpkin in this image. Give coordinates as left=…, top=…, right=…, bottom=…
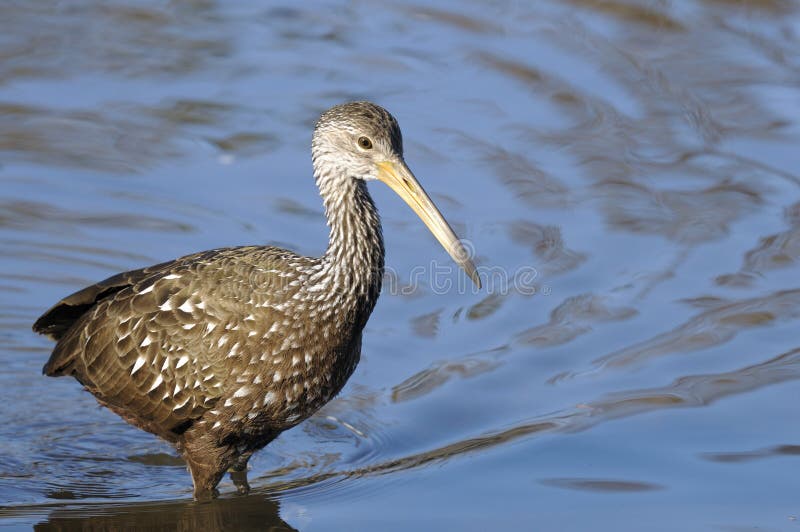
left=33, top=102, right=480, bottom=499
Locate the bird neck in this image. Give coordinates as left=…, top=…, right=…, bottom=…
left=318, top=177, right=385, bottom=319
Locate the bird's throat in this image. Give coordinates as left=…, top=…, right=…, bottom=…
left=321, top=178, right=385, bottom=320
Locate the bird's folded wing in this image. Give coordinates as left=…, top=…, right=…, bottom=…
left=37, top=246, right=307, bottom=437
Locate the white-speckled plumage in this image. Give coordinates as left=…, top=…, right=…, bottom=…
left=34, top=101, right=475, bottom=500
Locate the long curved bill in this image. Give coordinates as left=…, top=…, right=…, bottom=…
left=377, top=160, right=481, bottom=288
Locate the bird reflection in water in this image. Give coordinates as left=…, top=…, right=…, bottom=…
left=36, top=493, right=297, bottom=531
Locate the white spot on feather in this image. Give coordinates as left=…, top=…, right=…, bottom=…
left=140, top=336, right=153, bottom=347
left=233, top=386, right=250, bottom=398
left=139, top=285, right=154, bottom=295
left=148, top=374, right=163, bottom=392
left=263, top=391, right=276, bottom=404
left=179, top=300, right=194, bottom=313
left=164, top=273, right=181, bottom=280
left=182, top=323, right=195, bottom=330
left=228, top=342, right=240, bottom=358
left=131, top=356, right=146, bottom=375
left=176, top=355, right=189, bottom=369
left=173, top=396, right=190, bottom=409
left=273, top=371, right=281, bottom=382
left=159, top=300, right=173, bottom=311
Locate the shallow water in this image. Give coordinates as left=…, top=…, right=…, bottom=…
left=1, top=1, right=800, bottom=530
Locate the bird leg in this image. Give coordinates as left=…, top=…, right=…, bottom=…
left=228, top=453, right=252, bottom=495
left=185, top=454, right=224, bottom=501
left=181, top=437, right=232, bottom=501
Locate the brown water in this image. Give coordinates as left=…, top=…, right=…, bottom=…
left=1, top=1, right=800, bottom=530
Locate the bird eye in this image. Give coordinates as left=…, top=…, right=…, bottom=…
left=357, top=136, right=373, bottom=150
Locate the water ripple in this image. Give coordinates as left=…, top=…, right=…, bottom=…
left=552, top=289, right=800, bottom=382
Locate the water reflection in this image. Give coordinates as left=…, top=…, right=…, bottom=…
left=595, top=179, right=763, bottom=244
left=392, top=349, right=504, bottom=403
left=518, top=294, right=636, bottom=348
left=0, top=99, right=278, bottom=172
left=718, top=202, right=800, bottom=287
left=539, top=477, right=664, bottom=493
left=702, top=444, right=800, bottom=464
left=0, top=200, right=195, bottom=233
left=566, top=0, right=684, bottom=31
left=30, top=494, right=295, bottom=532
left=508, top=221, right=586, bottom=276
left=0, top=2, right=233, bottom=84
left=553, top=289, right=800, bottom=381
left=452, top=130, right=572, bottom=209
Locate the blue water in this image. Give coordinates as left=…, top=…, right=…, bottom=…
left=1, top=1, right=799, bottom=530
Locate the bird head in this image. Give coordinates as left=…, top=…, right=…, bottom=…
left=312, top=101, right=480, bottom=288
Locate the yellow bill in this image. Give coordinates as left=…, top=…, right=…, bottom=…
left=377, top=160, right=481, bottom=288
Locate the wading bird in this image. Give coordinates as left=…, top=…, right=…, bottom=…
left=33, top=102, right=479, bottom=499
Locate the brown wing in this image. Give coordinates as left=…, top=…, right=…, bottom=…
left=34, top=246, right=299, bottom=440
left=33, top=251, right=212, bottom=341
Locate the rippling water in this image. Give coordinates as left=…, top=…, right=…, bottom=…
left=1, top=1, right=799, bottom=530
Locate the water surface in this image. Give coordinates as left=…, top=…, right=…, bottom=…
left=1, top=1, right=800, bottom=530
